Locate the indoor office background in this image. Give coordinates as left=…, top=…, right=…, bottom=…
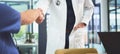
left=0, top=0, right=120, bottom=54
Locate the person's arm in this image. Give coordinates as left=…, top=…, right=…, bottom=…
left=0, top=4, right=44, bottom=33
left=81, top=0, right=94, bottom=25
left=21, top=8, right=44, bottom=25
left=74, top=0, right=94, bottom=30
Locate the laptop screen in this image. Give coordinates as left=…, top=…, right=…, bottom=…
left=98, top=32, right=120, bottom=54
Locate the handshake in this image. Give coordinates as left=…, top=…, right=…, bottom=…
left=21, top=8, right=44, bottom=25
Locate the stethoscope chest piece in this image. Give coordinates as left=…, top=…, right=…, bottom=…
left=56, top=0, right=60, bottom=6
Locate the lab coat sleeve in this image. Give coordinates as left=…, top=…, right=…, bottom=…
left=0, top=4, right=21, bottom=33
left=35, top=0, right=51, bottom=15
left=81, top=0, right=94, bottom=25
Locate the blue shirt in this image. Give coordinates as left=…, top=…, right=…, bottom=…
left=0, top=3, right=20, bottom=54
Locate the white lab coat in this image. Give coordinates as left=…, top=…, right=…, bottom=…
left=36, top=0, right=94, bottom=54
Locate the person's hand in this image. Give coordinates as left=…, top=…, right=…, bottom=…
left=35, top=8, right=44, bottom=24
left=21, top=8, right=44, bottom=25
left=74, top=23, right=86, bottom=31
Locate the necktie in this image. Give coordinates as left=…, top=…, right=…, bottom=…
left=65, top=0, right=75, bottom=49
left=66, top=0, right=75, bottom=30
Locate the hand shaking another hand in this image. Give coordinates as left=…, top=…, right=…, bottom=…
left=21, top=8, right=44, bottom=25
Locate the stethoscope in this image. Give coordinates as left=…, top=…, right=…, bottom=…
left=56, top=0, right=60, bottom=6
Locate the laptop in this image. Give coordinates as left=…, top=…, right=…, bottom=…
left=98, top=32, right=120, bottom=54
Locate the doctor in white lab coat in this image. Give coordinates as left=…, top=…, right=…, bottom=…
left=36, top=0, right=94, bottom=54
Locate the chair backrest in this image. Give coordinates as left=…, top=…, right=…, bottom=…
left=55, top=48, right=98, bottom=54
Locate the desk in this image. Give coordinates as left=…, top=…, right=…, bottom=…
left=17, top=43, right=38, bottom=54
left=86, top=53, right=98, bottom=54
